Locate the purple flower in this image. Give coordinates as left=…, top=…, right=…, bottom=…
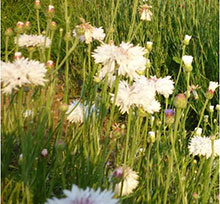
left=165, top=109, right=175, bottom=117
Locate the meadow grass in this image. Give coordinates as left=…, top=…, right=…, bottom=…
left=1, top=0, right=219, bottom=203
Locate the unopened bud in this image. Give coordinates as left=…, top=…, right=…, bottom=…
left=24, top=21, right=31, bottom=31
left=205, top=90, right=214, bottom=99
left=194, top=127, right=202, bottom=136
left=146, top=41, right=153, bottom=52
left=192, top=90, right=199, bottom=100
left=59, top=104, right=68, bottom=112
left=5, top=28, right=13, bottom=36
left=34, top=0, right=41, bottom=9
left=165, top=109, right=175, bottom=124
left=46, top=60, right=54, bottom=69
left=183, top=35, right=191, bottom=46
left=47, top=5, right=55, bottom=18
left=93, top=76, right=101, bottom=83
left=146, top=59, right=151, bottom=69
left=15, top=21, right=24, bottom=33
left=174, top=93, right=187, bottom=109
left=192, top=192, right=199, bottom=199
left=18, top=154, right=23, bottom=165
left=209, top=105, right=214, bottom=113
left=216, top=104, right=220, bottom=111
left=64, top=31, right=72, bottom=41
left=148, top=131, right=155, bottom=143
left=14, top=52, right=22, bottom=60
left=41, top=149, right=48, bottom=158
left=204, top=115, right=209, bottom=123
left=210, top=135, right=215, bottom=141
left=150, top=116, right=155, bottom=126
left=50, top=21, right=57, bottom=31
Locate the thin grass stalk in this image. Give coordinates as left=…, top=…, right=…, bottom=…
left=5, top=36, right=9, bottom=62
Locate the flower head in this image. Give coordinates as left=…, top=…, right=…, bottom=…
left=46, top=184, right=118, bottom=204
left=208, top=81, right=219, bottom=92
left=114, top=166, right=139, bottom=196
left=15, top=34, right=51, bottom=48
left=1, top=58, right=47, bottom=94
left=194, top=127, right=202, bottom=136
left=66, top=100, right=84, bottom=123
left=188, top=136, right=220, bottom=158
left=139, top=4, right=153, bottom=21
left=154, top=76, right=174, bottom=98
left=183, top=35, right=191, bottom=45
left=182, top=55, right=193, bottom=72
left=74, top=19, right=105, bottom=44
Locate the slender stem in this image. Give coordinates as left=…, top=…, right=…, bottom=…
left=176, top=45, right=186, bottom=86
left=127, top=0, right=139, bottom=41
left=186, top=72, right=190, bottom=98
left=15, top=34, right=20, bottom=52
left=47, top=30, right=55, bottom=60
left=124, top=109, right=132, bottom=164
left=5, top=36, right=9, bottom=62
left=173, top=108, right=181, bottom=143
left=196, top=99, right=209, bottom=130
left=36, top=9, right=41, bottom=35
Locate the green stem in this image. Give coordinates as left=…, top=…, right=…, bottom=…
left=195, top=99, right=209, bottom=130
left=47, top=30, right=55, bottom=60
left=186, top=72, right=191, bottom=99
left=36, top=9, right=41, bottom=35
left=15, top=34, right=20, bottom=52
left=124, top=109, right=132, bottom=164
left=5, top=36, right=9, bottom=62
left=173, top=108, right=182, bottom=143
left=176, top=45, right=186, bottom=87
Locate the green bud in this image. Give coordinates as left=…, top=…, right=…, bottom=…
left=174, top=93, right=187, bottom=109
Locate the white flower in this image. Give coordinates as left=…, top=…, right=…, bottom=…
left=139, top=4, right=153, bottom=21
left=182, top=55, right=193, bottom=66
left=23, top=110, right=33, bottom=118
left=184, top=35, right=191, bottom=41
left=46, top=184, right=118, bottom=204
left=114, top=166, right=139, bottom=196
left=209, top=105, right=214, bottom=112
left=116, top=42, right=146, bottom=79
left=92, top=43, right=117, bottom=79
left=1, top=58, right=47, bottom=94
left=188, top=136, right=220, bottom=158
left=66, top=100, right=84, bottom=123
left=92, top=27, right=106, bottom=41
left=111, top=76, right=160, bottom=114
left=74, top=19, right=105, bottom=44
left=154, top=76, right=174, bottom=98
left=111, top=81, right=132, bottom=114
left=194, top=127, right=202, bottom=136
left=208, top=81, right=219, bottom=92
left=15, top=34, right=51, bottom=48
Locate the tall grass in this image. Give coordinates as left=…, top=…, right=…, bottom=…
left=1, top=0, right=219, bottom=203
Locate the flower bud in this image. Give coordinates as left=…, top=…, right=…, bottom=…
left=146, top=41, right=153, bottom=52
left=14, top=52, right=22, bottom=60
left=24, top=21, right=31, bottom=31
left=111, top=167, right=124, bottom=184
left=47, top=5, right=55, bottom=18
left=46, top=60, right=54, bottom=69
left=34, top=0, right=41, bottom=9
left=50, top=21, right=57, bottom=31
left=216, top=104, right=220, bottom=111
left=182, top=55, right=193, bottom=72
left=148, top=131, right=155, bottom=143
left=204, top=115, right=209, bottom=123
left=209, top=105, right=214, bottom=113
left=59, top=104, right=68, bottom=112
left=210, top=135, right=215, bottom=141
left=165, top=109, right=175, bottom=124
left=55, top=139, right=66, bottom=151
left=15, top=21, right=24, bottom=34
left=192, top=192, right=199, bottom=199
left=41, top=149, right=48, bottom=158
left=146, top=59, right=151, bottom=69
left=205, top=90, right=214, bottom=99
left=192, top=90, right=199, bottom=100
left=194, top=127, right=202, bottom=136
left=5, top=28, right=14, bottom=36
left=183, top=35, right=191, bottom=46
left=18, top=154, right=23, bottom=165
left=150, top=116, right=155, bottom=126
left=174, top=93, right=187, bottom=109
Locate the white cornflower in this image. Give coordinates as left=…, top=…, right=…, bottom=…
left=111, top=76, right=160, bottom=114
left=188, top=136, right=220, bottom=158
left=182, top=55, right=193, bottom=66
left=92, top=43, right=117, bottom=79
left=208, top=81, right=219, bottom=92
left=66, top=100, right=84, bottom=123
left=116, top=42, right=146, bottom=79
left=1, top=58, right=47, bottom=94
left=23, top=109, right=33, bottom=118
left=114, top=166, right=139, bottom=196
left=154, top=76, right=174, bottom=98
left=74, top=19, right=105, bottom=44
left=194, top=127, right=202, bottom=136
left=139, top=4, right=153, bottom=21
left=15, top=34, right=51, bottom=48
left=111, top=81, right=131, bottom=114
left=46, top=184, right=118, bottom=204
left=92, top=27, right=106, bottom=41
